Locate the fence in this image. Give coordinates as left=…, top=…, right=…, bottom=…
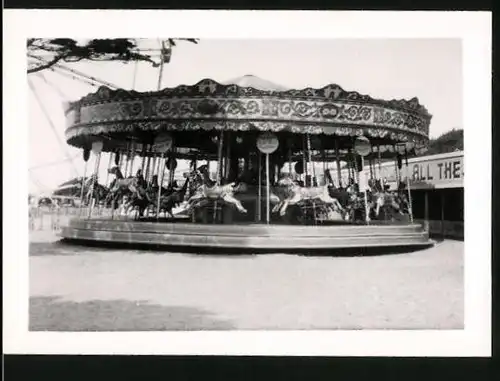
left=28, top=205, right=115, bottom=232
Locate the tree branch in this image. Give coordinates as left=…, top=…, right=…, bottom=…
left=27, top=38, right=199, bottom=74
left=28, top=54, right=67, bottom=74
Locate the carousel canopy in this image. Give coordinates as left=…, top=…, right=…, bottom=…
left=63, top=78, right=432, bottom=153
left=222, top=74, right=288, bottom=91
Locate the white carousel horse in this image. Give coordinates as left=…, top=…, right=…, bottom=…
left=184, top=165, right=248, bottom=214
left=272, top=176, right=344, bottom=217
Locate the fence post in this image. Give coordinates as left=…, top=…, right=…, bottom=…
left=424, top=191, right=429, bottom=233
left=440, top=191, right=445, bottom=239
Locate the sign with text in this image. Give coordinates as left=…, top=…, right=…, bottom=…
left=405, top=154, right=464, bottom=189
left=376, top=154, right=464, bottom=189
left=333, top=152, right=464, bottom=190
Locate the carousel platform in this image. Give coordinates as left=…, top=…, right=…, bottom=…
left=59, top=218, right=434, bottom=251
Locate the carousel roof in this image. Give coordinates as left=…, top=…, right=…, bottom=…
left=64, top=78, right=432, bottom=152
left=221, top=74, right=288, bottom=91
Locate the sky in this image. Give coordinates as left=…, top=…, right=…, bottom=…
left=28, top=38, right=462, bottom=194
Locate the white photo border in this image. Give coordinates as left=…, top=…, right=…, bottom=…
left=3, top=10, right=492, bottom=357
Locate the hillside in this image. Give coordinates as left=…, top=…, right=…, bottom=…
left=425, top=128, right=463, bottom=155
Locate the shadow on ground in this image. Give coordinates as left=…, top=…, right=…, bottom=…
left=29, top=241, right=113, bottom=257
left=59, top=238, right=435, bottom=257
left=30, top=296, right=235, bottom=331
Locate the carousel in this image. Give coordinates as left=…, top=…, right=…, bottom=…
left=59, top=75, right=434, bottom=250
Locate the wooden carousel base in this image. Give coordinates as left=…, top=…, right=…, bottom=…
left=59, top=218, right=433, bottom=251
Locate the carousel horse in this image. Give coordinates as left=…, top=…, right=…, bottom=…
left=348, top=186, right=387, bottom=222
left=268, top=174, right=296, bottom=209
left=140, top=174, right=171, bottom=215
left=122, top=170, right=168, bottom=218
left=83, top=175, right=109, bottom=206
left=106, top=166, right=150, bottom=209
left=125, top=170, right=193, bottom=219
left=156, top=175, right=191, bottom=218
left=373, top=193, right=399, bottom=220
left=91, top=184, right=109, bottom=207
left=234, top=167, right=280, bottom=204
left=107, top=167, right=143, bottom=192
left=148, top=175, right=171, bottom=194
left=364, top=179, right=407, bottom=220
left=389, top=191, right=409, bottom=215
left=323, top=169, right=352, bottom=211
left=344, top=193, right=365, bottom=222
left=140, top=180, right=173, bottom=217
left=273, top=173, right=344, bottom=217
left=341, top=181, right=399, bottom=222
left=123, top=192, right=153, bottom=219
left=120, top=180, right=156, bottom=218
left=184, top=165, right=248, bottom=213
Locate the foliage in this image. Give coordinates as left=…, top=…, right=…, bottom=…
left=425, top=128, right=463, bottom=155
left=27, top=38, right=198, bottom=74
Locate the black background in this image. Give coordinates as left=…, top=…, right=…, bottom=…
left=4, top=1, right=496, bottom=380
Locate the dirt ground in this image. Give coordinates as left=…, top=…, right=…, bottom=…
left=29, top=230, right=464, bottom=331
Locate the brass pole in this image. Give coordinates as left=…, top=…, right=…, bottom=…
left=79, top=160, right=88, bottom=216
left=306, top=134, right=316, bottom=223
left=156, top=152, right=167, bottom=219
left=214, top=131, right=224, bottom=223
left=144, top=145, right=152, bottom=181
left=87, top=152, right=101, bottom=219
left=361, top=155, right=370, bottom=224
left=257, top=152, right=262, bottom=222
left=405, top=147, right=414, bottom=223
left=128, top=142, right=136, bottom=177
left=266, top=153, right=271, bottom=224
left=335, top=141, right=342, bottom=188
left=105, top=152, right=112, bottom=186
left=393, top=144, right=400, bottom=187
left=123, top=142, right=130, bottom=177
left=377, top=144, right=382, bottom=181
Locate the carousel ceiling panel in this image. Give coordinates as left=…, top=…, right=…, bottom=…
left=64, top=78, right=432, bottom=150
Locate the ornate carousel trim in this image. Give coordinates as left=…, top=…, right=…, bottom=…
left=65, top=119, right=428, bottom=148
left=64, top=78, right=432, bottom=151
left=65, top=78, right=432, bottom=117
